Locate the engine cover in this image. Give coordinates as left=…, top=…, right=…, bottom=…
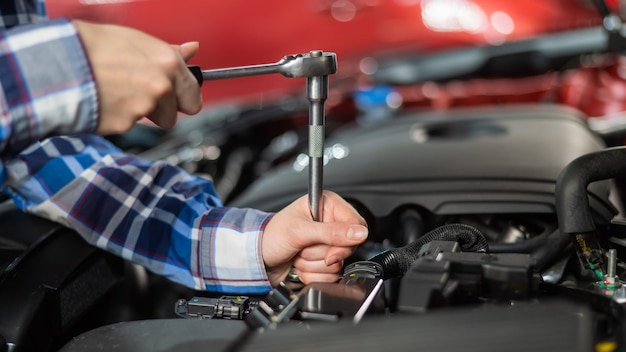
left=231, top=104, right=615, bottom=224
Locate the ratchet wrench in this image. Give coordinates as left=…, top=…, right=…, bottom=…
left=188, top=51, right=337, bottom=221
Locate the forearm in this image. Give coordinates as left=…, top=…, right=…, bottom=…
left=3, top=134, right=273, bottom=293
left=0, top=18, right=97, bottom=158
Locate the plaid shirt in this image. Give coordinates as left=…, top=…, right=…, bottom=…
left=0, top=1, right=273, bottom=293
left=0, top=0, right=46, bottom=30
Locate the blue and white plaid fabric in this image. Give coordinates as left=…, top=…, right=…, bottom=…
left=4, top=135, right=272, bottom=293
left=0, top=1, right=273, bottom=293
left=0, top=0, right=45, bottom=31
left=0, top=18, right=97, bottom=157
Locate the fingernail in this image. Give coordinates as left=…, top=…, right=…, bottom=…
left=347, top=226, right=368, bottom=241
left=325, top=256, right=340, bottom=266
left=181, top=41, right=199, bottom=48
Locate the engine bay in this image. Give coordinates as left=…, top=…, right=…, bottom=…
left=2, top=103, right=626, bottom=351
left=6, top=2, right=626, bottom=350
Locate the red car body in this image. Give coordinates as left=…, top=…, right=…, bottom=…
left=47, top=0, right=620, bottom=115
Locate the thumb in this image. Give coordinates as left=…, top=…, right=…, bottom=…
left=298, top=222, right=368, bottom=248
left=177, top=41, right=200, bottom=62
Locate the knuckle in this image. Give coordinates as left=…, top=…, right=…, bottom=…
left=330, top=230, right=345, bottom=244
left=157, top=46, right=182, bottom=71
left=146, top=76, right=173, bottom=97
left=129, top=97, right=155, bottom=118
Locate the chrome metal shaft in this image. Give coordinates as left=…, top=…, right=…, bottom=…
left=306, top=51, right=328, bottom=221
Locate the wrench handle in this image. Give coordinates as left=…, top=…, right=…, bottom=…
left=307, top=74, right=328, bottom=222
left=188, top=65, right=204, bottom=86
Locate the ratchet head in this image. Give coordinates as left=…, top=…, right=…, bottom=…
left=189, top=50, right=338, bottom=84
left=278, top=51, right=337, bottom=78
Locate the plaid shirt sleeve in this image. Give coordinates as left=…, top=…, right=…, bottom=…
left=0, top=2, right=274, bottom=294
left=3, top=134, right=274, bottom=294
left=0, top=17, right=98, bottom=161
left=0, top=0, right=46, bottom=31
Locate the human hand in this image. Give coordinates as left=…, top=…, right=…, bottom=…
left=262, top=191, right=368, bottom=286
left=73, top=20, right=203, bottom=135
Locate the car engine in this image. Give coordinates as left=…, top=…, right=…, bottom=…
left=5, top=2, right=626, bottom=350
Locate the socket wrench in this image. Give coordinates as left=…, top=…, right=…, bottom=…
left=189, top=50, right=337, bottom=221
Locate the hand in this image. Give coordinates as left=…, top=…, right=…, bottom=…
left=262, top=191, right=368, bottom=286
left=73, top=20, right=203, bottom=134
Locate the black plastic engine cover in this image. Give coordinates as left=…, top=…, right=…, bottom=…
left=230, top=104, right=614, bottom=222
left=0, top=201, right=124, bottom=352
left=59, top=300, right=593, bottom=352
left=240, top=300, right=593, bottom=352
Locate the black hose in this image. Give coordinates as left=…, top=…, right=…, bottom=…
left=555, top=146, right=626, bottom=234
left=394, top=209, right=424, bottom=246
left=530, top=229, right=572, bottom=271
left=367, top=223, right=489, bottom=280
left=488, top=226, right=555, bottom=253
left=554, top=146, right=626, bottom=272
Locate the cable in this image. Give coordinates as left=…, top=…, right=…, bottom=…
left=367, top=223, right=488, bottom=280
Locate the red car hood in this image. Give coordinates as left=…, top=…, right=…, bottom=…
left=47, top=0, right=605, bottom=108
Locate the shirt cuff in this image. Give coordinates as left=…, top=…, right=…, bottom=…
left=198, top=207, right=274, bottom=294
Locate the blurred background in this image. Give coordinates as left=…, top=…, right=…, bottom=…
left=44, top=0, right=626, bottom=204
left=46, top=0, right=614, bottom=110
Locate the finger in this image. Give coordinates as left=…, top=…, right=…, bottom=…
left=173, top=42, right=203, bottom=115
left=298, top=244, right=355, bottom=267
left=293, top=257, right=344, bottom=274
left=322, top=191, right=366, bottom=225
left=298, top=271, right=341, bottom=284
left=296, top=222, right=368, bottom=249
left=177, top=41, right=200, bottom=62
left=172, top=61, right=203, bottom=115
left=324, top=245, right=356, bottom=266
left=298, top=244, right=330, bottom=260
left=145, top=79, right=178, bottom=129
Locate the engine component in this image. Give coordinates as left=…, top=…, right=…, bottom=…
left=0, top=202, right=125, bottom=352
left=554, top=146, right=626, bottom=281
left=397, top=240, right=539, bottom=313
left=229, top=105, right=615, bottom=229
left=246, top=262, right=385, bottom=330
left=366, top=223, right=488, bottom=280
left=174, top=296, right=253, bottom=320
left=237, top=300, right=593, bottom=352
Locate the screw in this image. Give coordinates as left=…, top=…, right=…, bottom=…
left=608, top=249, right=617, bottom=278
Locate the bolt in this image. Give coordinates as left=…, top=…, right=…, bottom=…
left=608, top=249, right=617, bottom=277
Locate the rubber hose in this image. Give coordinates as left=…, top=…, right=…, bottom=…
left=488, top=226, right=554, bottom=253
left=555, top=146, right=626, bottom=234
left=368, top=223, right=489, bottom=280
left=531, top=229, right=571, bottom=271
